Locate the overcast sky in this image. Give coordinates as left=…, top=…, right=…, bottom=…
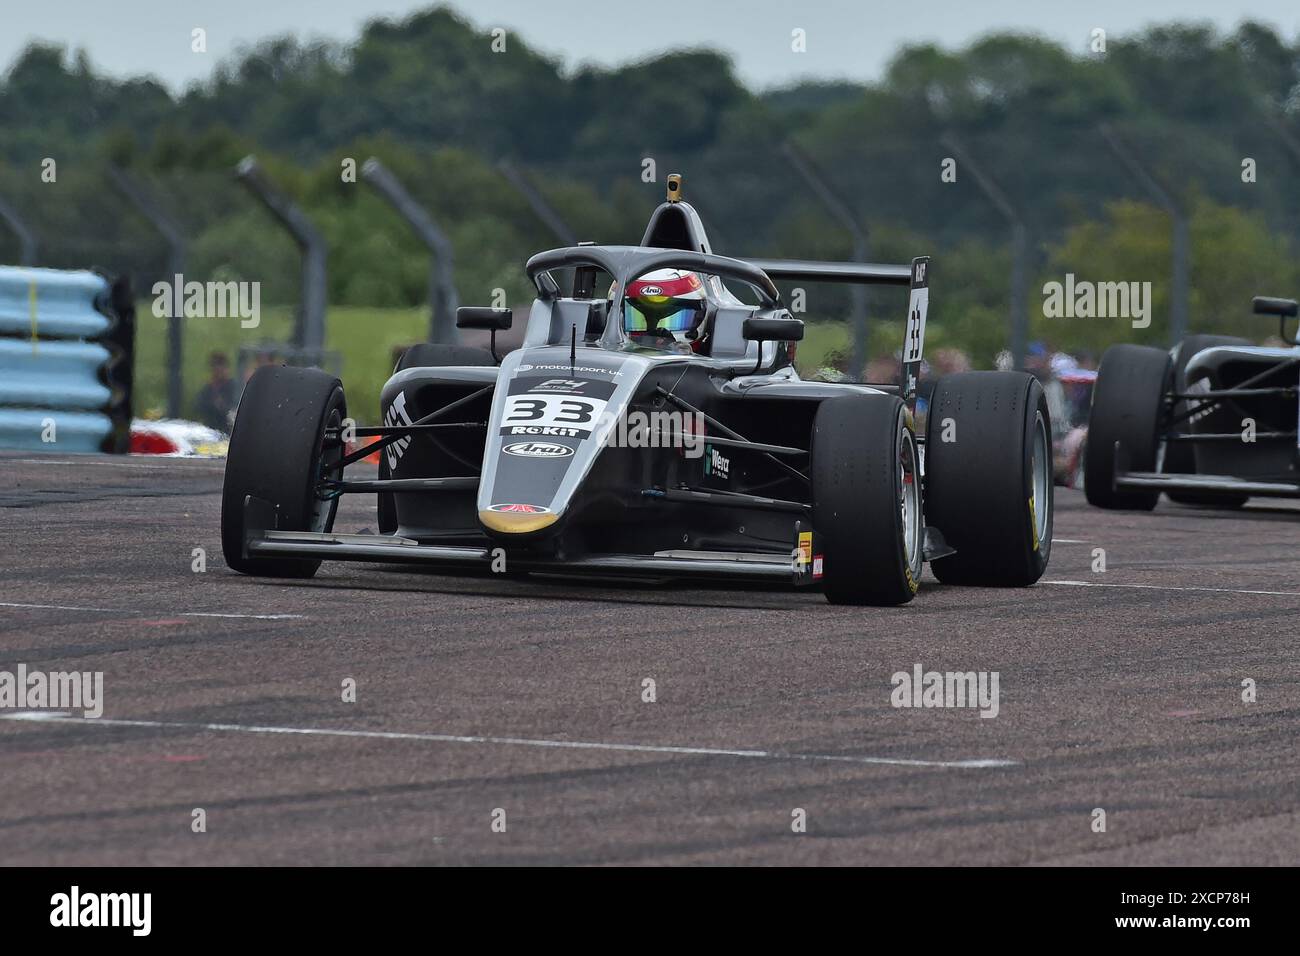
left=3, top=0, right=1297, bottom=91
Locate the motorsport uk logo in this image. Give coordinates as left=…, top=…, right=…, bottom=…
left=50, top=887, right=151, bottom=936
left=0, top=664, right=104, bottom=718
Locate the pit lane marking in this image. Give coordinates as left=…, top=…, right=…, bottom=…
left=1044, top=579, right=1300, bottom=597
left=0, top=601, right=304, bottom=620
left=2, top=713, right=1018, bottom=769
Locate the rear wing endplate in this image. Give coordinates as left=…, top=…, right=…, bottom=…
left=745, top=255, right=931, bottom=408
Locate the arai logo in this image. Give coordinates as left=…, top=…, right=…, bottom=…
left=503, top=441, right=573, bottom=459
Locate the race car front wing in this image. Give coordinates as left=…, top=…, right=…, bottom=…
left=1111, top=442, right=1300, bottom=498
left=241, top=495, right=826, bottom=584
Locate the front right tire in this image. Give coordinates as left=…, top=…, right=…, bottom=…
left=221, top=366, right=346, bottom=578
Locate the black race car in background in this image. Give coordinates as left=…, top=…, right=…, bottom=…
left=1085, top=295, right=1300, bottom=510
left=221, top=176, right=1053, bottom=606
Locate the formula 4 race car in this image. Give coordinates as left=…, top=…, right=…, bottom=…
left=221, top=176, right=1053, bottom=605
left=1085, top=295, right=1300, bottom=511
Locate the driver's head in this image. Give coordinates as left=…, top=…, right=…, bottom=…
left=622, top=269, right=708, bottom=345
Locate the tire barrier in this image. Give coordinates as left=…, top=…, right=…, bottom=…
left=0, top=266, right=135, bottom=453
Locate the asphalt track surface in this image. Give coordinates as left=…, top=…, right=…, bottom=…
left=1, top=450, right=1297, bottom=866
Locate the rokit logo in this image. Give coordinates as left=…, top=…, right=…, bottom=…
left=383, top=391, right=413, bottom=470
left=503, top=441, right=573, bottom=459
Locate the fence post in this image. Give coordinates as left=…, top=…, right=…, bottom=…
left=497, top=159, right=577, bottom=246
left=234, top=157, right=327, bottom=353
left=361, top=159, right=459, bottom=343
left=941, top=135, right=1030, bottom=370
left=0, top=196, right=39, bottom=266
left=1098, top=124, right=1188, bottom=346
left=782, top=141, right=871, bottom=378
left=108, top=165, right=186, bottom=417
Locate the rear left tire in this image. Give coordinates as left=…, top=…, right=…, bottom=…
left=924, top=371, right=1052, bottom=586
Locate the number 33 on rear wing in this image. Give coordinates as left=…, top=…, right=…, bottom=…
left=901, top=256, right=930, bottom=406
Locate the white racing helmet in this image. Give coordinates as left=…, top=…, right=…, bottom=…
left=621, top=268, right=708, bottom=345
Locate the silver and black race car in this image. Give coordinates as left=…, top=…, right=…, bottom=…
left=1085, top=295, right=1300, bottom=511
left=221, top=176, right=1053, bottom=605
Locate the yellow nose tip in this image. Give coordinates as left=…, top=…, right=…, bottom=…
left=478, top=509, right=559, bottom=534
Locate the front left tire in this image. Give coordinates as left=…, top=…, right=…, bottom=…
left=811, top=394, right=922, bottom=606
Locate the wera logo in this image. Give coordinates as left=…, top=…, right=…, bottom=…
left=50, top=886, right=151, bottom=936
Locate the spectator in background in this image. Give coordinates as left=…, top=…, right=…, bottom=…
left=195, top=351, right=238, bottom=432
left=930, top=347, right=972, bottom=377
left=863, top=356, right=899, bottom=385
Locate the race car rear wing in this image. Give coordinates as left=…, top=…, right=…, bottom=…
left=744, top=259, right=913, bottom=286
left=745, top=256, right=931, bottom=405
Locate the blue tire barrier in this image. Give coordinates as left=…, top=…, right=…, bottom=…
left=0, top=265, right=134, bottom=454
left=0, top=339, right=112, bottom=409
left=0, top=408, right=113, bottom=453
left=0, top=267, right=113, bottom=339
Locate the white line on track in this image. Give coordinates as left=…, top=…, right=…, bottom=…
left=1043, top=579, right=1300, bottom=597
left=1, top=712, right=1018, bottom=769
left=0, top=601, right=303, bottom=620
left=1050, top=538, right=1086, bottom=544
left=3, top=458, right=223, bottom=469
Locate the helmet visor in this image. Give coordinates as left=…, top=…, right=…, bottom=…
left=623, top=299, right=705, bottom=334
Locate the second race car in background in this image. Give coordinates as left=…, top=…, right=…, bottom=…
left=1085, top=294, right=1300, bottom=510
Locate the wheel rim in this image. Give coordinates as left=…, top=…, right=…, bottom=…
left=900, top=427, right=922, bottom=576
left=1030, top=412, right=1050, bottom=544
left=310, top=407, right=343, bottom=533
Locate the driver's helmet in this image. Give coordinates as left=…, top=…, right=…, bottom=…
left=622, top=269, right=708, bottom=345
